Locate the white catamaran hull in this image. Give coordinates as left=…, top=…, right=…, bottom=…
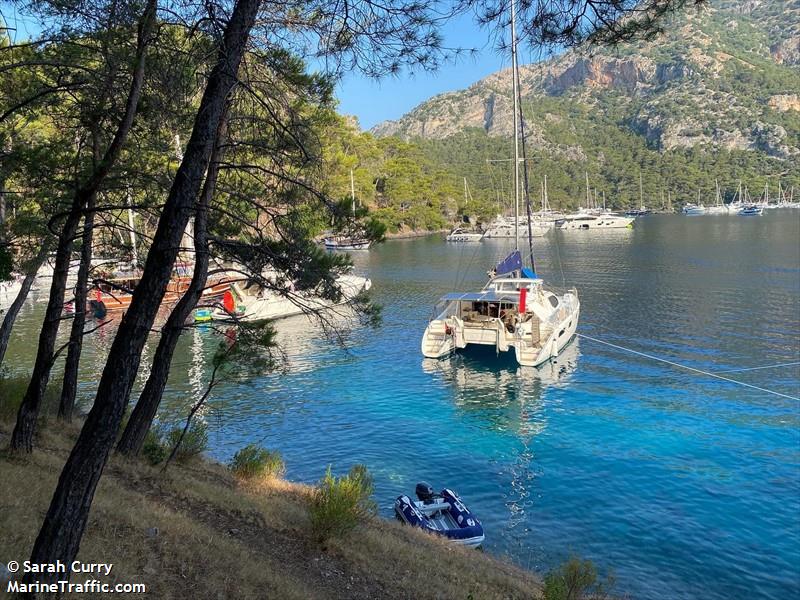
left=421, top=277, right=580, bottom=368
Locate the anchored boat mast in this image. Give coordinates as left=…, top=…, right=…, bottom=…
left=511, top=0, right=520, bottom=254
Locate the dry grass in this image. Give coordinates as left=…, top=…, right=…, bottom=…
left=0, top=417, right=542, bottom=599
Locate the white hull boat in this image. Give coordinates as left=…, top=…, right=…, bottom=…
left=323, top=236, right=371, bottom=250
left=556, top=213, right=633, bottom=230
left=446, top=227, right=484, bottom=242
left=482, top=218, right=548, bottom=238
left=682, top=203, right=706, bottom=215
left=421, top=253, right=579, bottom=368
left=422, top=0, right=579, bottom=369
left=214, top=273, right=371, bottom=322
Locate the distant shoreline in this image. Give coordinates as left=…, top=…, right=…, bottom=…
left=384, top=228, right=447, bottom=240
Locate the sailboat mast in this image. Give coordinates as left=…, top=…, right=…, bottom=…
left=510, top=0, right=520, bottom=252
left=350, top=169, right=356, bottom=217
left=126, top=188, right=138, bottom=268
left=585, top=171, right=590, bottom=208
left=639, top=172, right=643, bottom=210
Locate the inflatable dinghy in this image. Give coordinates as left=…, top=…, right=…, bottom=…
left=394, top=482, right=484, bottom=548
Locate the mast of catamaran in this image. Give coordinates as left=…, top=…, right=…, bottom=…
left=510, top=0, right=521, bottom=253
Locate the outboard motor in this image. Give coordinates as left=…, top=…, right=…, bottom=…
left=415, top=482, right=436, bottom=504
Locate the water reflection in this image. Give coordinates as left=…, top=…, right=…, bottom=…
left=421, top=339, right=579, bottom=543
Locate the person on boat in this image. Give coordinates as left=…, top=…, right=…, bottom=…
left=501, top=307, right=517, bottom=332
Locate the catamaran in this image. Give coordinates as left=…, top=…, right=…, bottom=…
left=421, top=0, right=580, bottom=368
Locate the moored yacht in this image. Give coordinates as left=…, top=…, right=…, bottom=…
left=446, top=226, right=484, bottom=242
left=555, top=212, right=634, bottom=230
left=421, top=252, right=579, bottom=367
left=682, top=203, right=706, bottom=215
left=213, top=272, right=370, bottom=322
left=420, top=0, right=579, bottom=369
left=482, top=215, right=548, bottom=238
left=738, top=204, right=763, bottom=216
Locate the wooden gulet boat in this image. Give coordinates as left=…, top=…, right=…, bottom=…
left=90, top=270, right=231, bottom=314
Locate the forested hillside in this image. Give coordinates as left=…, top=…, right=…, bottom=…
left=335, top=0, right=800, bottom=226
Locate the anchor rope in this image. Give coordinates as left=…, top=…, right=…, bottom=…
left=576, top=333, right=800, bottom=401
left=715, top=361, right=800, bottom=374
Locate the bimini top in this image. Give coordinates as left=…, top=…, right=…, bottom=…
left=439, top=290, right=521, bottom=303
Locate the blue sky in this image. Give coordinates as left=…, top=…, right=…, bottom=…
left=333, top=11, right=561, bottom=131
left=333, top=12, right=509, bottom=131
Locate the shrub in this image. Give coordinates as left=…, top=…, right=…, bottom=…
left=308, top=464, right=377, bottom=541
left=229, top=444, right=285, bottom=480
left=0, top=377, right=27, bottom=421
left=141, top=428, right=168, bottom=466
left=543, top=556, right=615, bottom=600
left=166, top=421, right=208, bottom=463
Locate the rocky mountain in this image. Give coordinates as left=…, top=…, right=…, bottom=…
left=371, top=0, right=800, bottom=161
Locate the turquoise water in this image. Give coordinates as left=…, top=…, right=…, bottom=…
left=5, top=213, right=800, bottom=599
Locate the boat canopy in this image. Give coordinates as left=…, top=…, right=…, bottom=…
left=439, top=291, right=520, bottom=303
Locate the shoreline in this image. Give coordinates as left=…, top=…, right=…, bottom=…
left=384, top=228, right=447, bottom=240
left=0, top=415, right=543, bottom=599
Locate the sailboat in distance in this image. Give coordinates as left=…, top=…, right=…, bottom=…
left=420, top=0, right=580, bottom=368
left=324, top=170, right=371, bottom=250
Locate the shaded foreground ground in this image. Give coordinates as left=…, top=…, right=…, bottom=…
left=0, top=417, right=542, bottom=599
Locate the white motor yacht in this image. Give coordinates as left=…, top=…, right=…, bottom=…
left=213, top=272, right=371, bottom=322
left=446, top=227, right=484, bottom=242
left=555, top=212, right=634, bottom=230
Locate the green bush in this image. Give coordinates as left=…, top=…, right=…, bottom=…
left=0, top=377, right=27, bottom=421
left=308, top=464, right=377, bottom=541
left=166, top=421, right=208, bottom=463
left=141, top=428, right=168, bottom=466
left=543, top=557, right=615, bottom=600
left=229, top=444, right=285, bottom=480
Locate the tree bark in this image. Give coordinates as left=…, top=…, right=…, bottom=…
left=9, top=0, right=157, bottom=453
left=9, top=208, right=82, bottom=451
left=24, top=0, right=259, bottom=587
left=57, top=191, right=95, bottom=421
left=0, top=244, right=50, bottom=368
left=117, top=108, right=228, bottom=456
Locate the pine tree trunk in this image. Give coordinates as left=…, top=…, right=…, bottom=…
left=58, top=192, right=95, bottom=421
left=8, top=0, right=157, bottom=454
left=10, top=207, right=83, bottom=452
left=0, top=244, right=50, bottom=368
left=24, top=0, right=259, bottom=585
left=117, top=109, right=227, bottom=456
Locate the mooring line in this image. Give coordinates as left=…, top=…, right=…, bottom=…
left=714, top=361, right=800, bottom=374
left=576, top=333, right=800, bottom=401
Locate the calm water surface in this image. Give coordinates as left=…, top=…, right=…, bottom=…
left=5, top=213, right=800, bottom=600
